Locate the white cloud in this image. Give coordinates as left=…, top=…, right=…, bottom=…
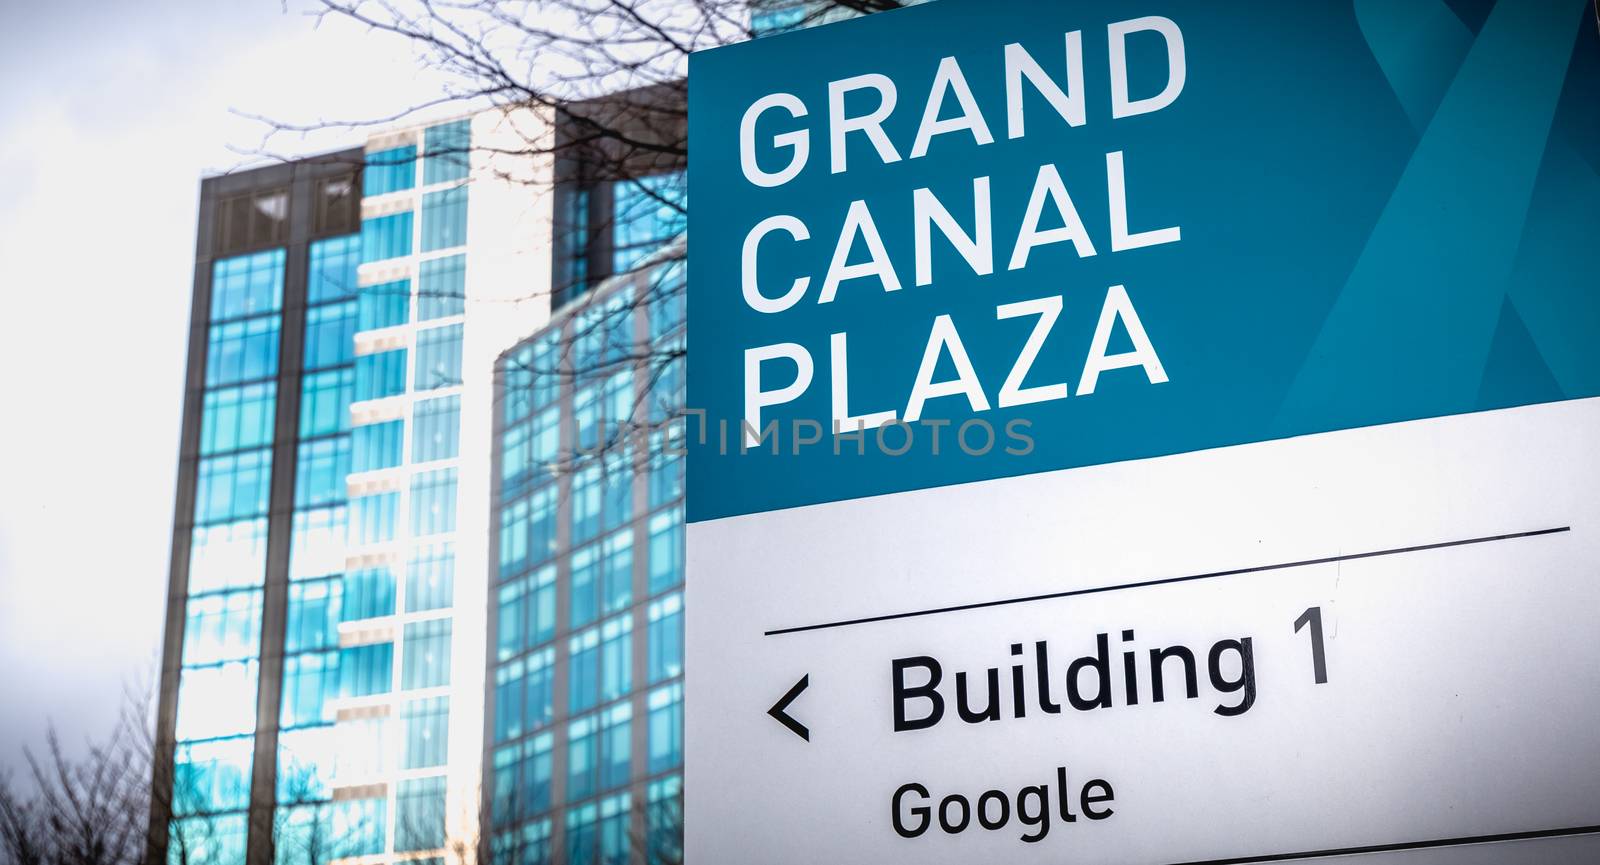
left=0, top=0, right=451, bottom=765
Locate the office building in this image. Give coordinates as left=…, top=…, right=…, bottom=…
left=152, top=107, right=554, bottom=865
left=485, top=214, right=687, bottom=862
left=152, top=146, right=362, bottom=865
left=152, top=70, right=693, bottom=864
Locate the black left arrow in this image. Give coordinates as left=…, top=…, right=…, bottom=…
left=767, top=674, right=810, bottom=741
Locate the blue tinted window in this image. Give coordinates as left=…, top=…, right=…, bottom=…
left=647, top=777, right=682, bottom=865
left=277, top=729, right=337, bottom=804
left=196, top=449, right=272, bottom=523
left=206, top=317, right=280, bottom=387
left=341, top=566, right=396, bottom=622
left=303, top=301, right=356, bottom=370
left=612, top=172, right=686, bottom=273
left=574, top=456, right=624, bottom=524
left=567, top=716, right=598, bottom=804
left=502, top=407, right=561, bottom=495
left=340, top=642, right=393, bottom=698
left=332, top=796, right=386, bottom=858
left=284, top=578, right=341, bottom=653
left=494, top=660, right=524, bottom=743
left=573, top=296, right=633, bottom=378
left=491, top=818, right=552, bottom=863
left=410, top=468, right=458, bottom=537
left=402, top=618, right=452, bottom=690
left=647, top=592, right=683, bottom=684
left=498, top=501, right=528, bottom=579
left=396, top=777, right=448, bottom=850
left=496, top=567, right=556, bottom=659
left=568, top=628, right=599, bottom=715
left=524, top=648, right=557, bottom=733
left=563, top=187, right=592, bottom=299
left=172, top=737, right=255, bottom=815
left=365, top=145, right=417, bottom=197
left=531, top=562, right=556, bottom=642
left=496, top=583, right=526, bottom=664
left=600, top=702, right=632, bottom=791
left=170, top=812, right=248, bottom=864
left=350, top=492, right=398, bottom=546
left=358, top=279, right=410, bottom=331
left=407, top=542, right=454, bottom=612
left=308, top=235, right=361, bottom=303
left=751, top=1, right=809, bottom=36
left=181, top=590, right=263, bottom=666
left=201, top=383, right=276, bottom=455
left=498, top=485, right=558, bottom=578
left=354, top=349, right=407, bottom=402
left=276, top=735, right=337, bottom=810
left=600, top=793, right=631, bottom=865
left=598, top=453, right=633, bottom=537
left=600, top=615, right=632, bottom=704
left=647, top=508, right=683, bottom=594
left=491, top=759, right=521, bottom=834
left=648, top=260, right=686, bottom=340
left=526, top=743, right=559, bottom=821
left=280, top=651, right=340, bottom=729
left=566, top=805, right=599, bottom=865
left=503, top=334, right=561, bottom=423
left=412, top=394, right=460, bottom=463
left=300, top=367, right=353, bottom=438
left=570, top=545, right=597, bottom=631
left=648, top=355, right=684, bottom=424
left=418, top=254, right=466, bottom=319
left=401, top=696, right=450, bottom=770
left=572, top=530, right=632, bottom=629
left=211, top=249, right=285, bottom=321
left=570, top=463, right=601, bottom=545
left=414, top=324, right=463, bottom=390
left=361, top=211, right=413, bottom=264
left=423, top=120, right=470, bottom=185
left=648, top=426, right=684, bottom=509
left=575, top=368, right=633, bottom=446
left=569, top=706, right=631, bottom=807
left=421, top=188, right=468, bottom=252
left=647, top=683, right=683, bottom=773
left=294, top=438, right=350, bottom=509
left=567, top=616, right=631, bottom=715
left=351, top=420, right=403, bottom=473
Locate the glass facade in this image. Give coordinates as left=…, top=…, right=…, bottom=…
left=563, top=171, right=685, bottom=303
left=274, top=234, right=358, bottom=859
left=163, top=111, right=684, bottom=864
left=163, top=117, right=485, bottom=865
left=170, top=247, right=284, bottom=856
left=328, top=115, right=474, bottom=861
left=610, top=173, right=687, bottom=274
left=162, top=215, right=364, bottom=865
left=489, top=173, right=686, bottom=863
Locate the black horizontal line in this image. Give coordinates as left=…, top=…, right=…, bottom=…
left=762, top=526, right=1570, bottom=637
left=1164, top=823, right=1600, bottom=864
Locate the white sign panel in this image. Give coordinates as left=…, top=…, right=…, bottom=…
left=688, top=399, right=1600, bottom=862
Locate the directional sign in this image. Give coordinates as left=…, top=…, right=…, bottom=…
left=686, top=0, right=1600, bottom=862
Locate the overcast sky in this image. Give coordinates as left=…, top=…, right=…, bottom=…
left=0, top=1, right=450, bottom=770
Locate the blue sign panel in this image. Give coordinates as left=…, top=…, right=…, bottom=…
left=688, top=0, right=1600, bottom=523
